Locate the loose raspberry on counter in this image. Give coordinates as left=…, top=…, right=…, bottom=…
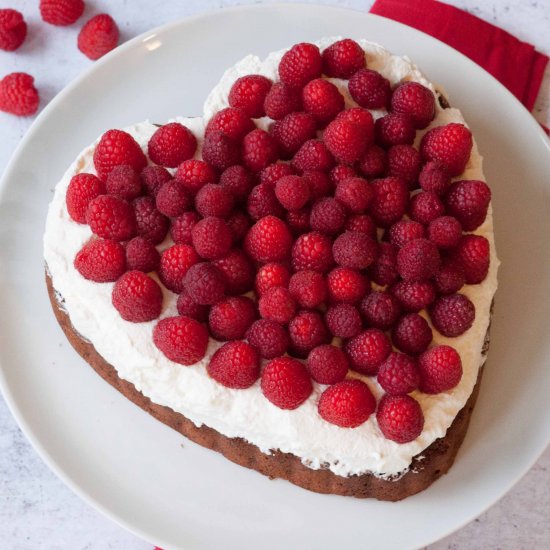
left=453, top=234, right=490, bottom=284
left=390, top=82, right=435, bottom=129
left=418, top=345, right=463, bottom=393
left=370, top=177, right=409, bottom=227
left=446, top=179, right=491, bottom=231
left=264, top=81, right=302, bottom=120
left=309, top=197, right=346, bottom=235
left=207, top=341, right=260, bottom=389
left=358, top=145, right=387, bottom=178
left=255, top=262, right=290, bottom=296
left=212, top=248, right=255, bottom=295
left=158, top=244, right=199, bottom=293
left=303, top=170, right=333, bottom=200
left=141, top=165, right=172, bottom=197
left=246, top=319, right=289, bottom=359
left=433, top=261, right=466, bottom=295
left=392, top=313, right=432, bottom=355
left=261, top=357, right=313, bottom=410
left=345, top=214, right=376, bottom=238
left=396, top=238, right=440, bottom=282
left=244, top=215, right=293, bottom=263
left=133, top=196, right=169, bottom=244
left=376, top=394, right=424, bottom=443
left=330, top=164, right=357, bottom=186
left=105, top=165, right=142, bottom=201
left=307, top=344, right=349, bottom=385
left=176, top=288, right=209, bottom=322
left=335, top=176, right=373, bottom=214
left=78, top=14, right=119, bottom=60
left=387, top=145, right=422, bottom=188
left=125, top=236, right=160, bottom=273
left=175, top=159, right=217, bottom=195
left=208, top=296, right=256, bottom=340
left=377, top=352, right=420, bottom=396
left=325, top=303, right=362, bottom=338
left=170, top=211, right=200, bottom=245
left=368, top=241, right=399, bottom=286
left=195, top=183, right=234, bottom=218
left=112, top=271, right=163, bottom=323
left=289, top=270, right=327, bottom=308
left=345, top=328, right=391, bottom=375
left=0, top=9, right=27, bottom=51
left=348, top=68, right=391, bottom=109
left=148, top=123, right=197, bottom=168
left=318, top=379, right=376, bottom=428
left=153, top=316, right=209, bottom=366
left=375, top=113, right=415, bottom=148
left=321, top=38, right=366, bottom=79
left=219, top=165, right=255, bottom=203
left=429, top=293, right=475, bottom=337
left=275, top=174, right=310, bottom=211
left=323, top=118, right=368, bottom=165
left=201, top=130, right=240, bottom=171
left=388, top=219, right=425, bottom=248
left=327, top=267, right=369, bottom=304
left=259, top=287, right=296, bottom=325
left=333, top=231, right=378, bottom=270
left=66, top=173, right=106, bottom=223
left=191, top=216, right=232, bottom=260
left=291, top=231, right=334, bottom=272
left=278, top=42, right=322, bottom=89
left=360, top=291, right=401, bottom=330
left=272, top=112, right=317, bottom=157
left=292, top=139, right=335, bottom=173
left=302, top=78, right=345, bottom=125
left=391, top=280, right=436, bottom=312
left=260, top=162, right=296, bottom=187
left=428, top=216, right=462, bottom=249
left=74, top=238, right=125, bottom=283
left=228, top=74, right=272, bottom=119
left=205, top=107, right=255, bottom=143
left=288, top=310, right=330, bottom=357
left=418, top=160, right=451, bottom=195
left=40, top=0, right=83, bottom=26
left=86, top=194, right=135, bottom=241
left=185, top=262, right=226, bottom=305
left=242, top=128, right=279, bottom=173
left=0, top=72, right=39, bottom=116
left=409, top=191, right=445, bottom=225
left=155, top=180, right=192, bottom=218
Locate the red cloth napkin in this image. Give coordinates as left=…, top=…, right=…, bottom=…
left=370, top=0, right=548, bottom=112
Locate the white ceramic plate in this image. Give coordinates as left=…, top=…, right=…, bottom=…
left=1, top=4, right=550, bottom=549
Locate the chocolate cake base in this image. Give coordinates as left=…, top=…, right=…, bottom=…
left=46, top=272, right=486, bottom=501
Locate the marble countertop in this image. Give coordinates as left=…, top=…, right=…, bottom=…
left=1, top=0, right=549, bottom=548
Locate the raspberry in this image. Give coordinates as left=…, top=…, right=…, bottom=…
left=333, top=231, right=378, bottom=270
left=418, top=160, right=451, bottom=195
left=275, top=175, right=310, bottom=211
left=205, top=107, right=255, bottom=142
left=201, top=130, right=240, bottom=171
left=375, top=113, right=416, bottom=148
left=292, top=139, right=335, bottom=173
left=0, top=72, right=39, bottom=116
left=291, top=231, right=334, bottom=272
left=397, top=238, right=440, bottom=281
left=141, top=165, right=171, bottom=197
left=368, top=241, right=399, bottom=286
left=125, top=236, right=160, bottom=272
left=74, top=238, right=125, bottom=282
left=307, top=345, right=349, bottom=385
left=325, top=303, right=362, bottom=338
left=255, top=262, right=290, bottom=296
left=288, top=311, right=329, bottom=357
left=213, top=248, right=254, bottom=295
left=345, top=214, right=376, bottom=238
left=86, top=195, right=135, bottom=241
left=245, top=215, right=292, bottom=262
left=429, top=293, right=475, bottom=337
left=185, top=262, right=226, bottom=305
left=309, top=197, right=346, bottom=234
left=170, top=211, right=200, bottom=244
left=227, top=211, right=250, bottom=243
left=446, top=179, right=491, bottom=231
left=208, top=296, right=256, bottom=340
left=336, top=107, right=375, bottom=140
left=195, top=183, right=234, bottom=218
left=391, top=82, right=435, bottom=129
left=77, top=14, right=119, bottom=60
left=420, top=123, right=473, bottom=176
left=409, top=191, right=445, bottom=225
left=377, top=352, right=420, bottom=396
left=261, top=357, right=312, bottom=410
left=303, top=170, right=333, bottom=200
left=105, top=165, right=142, bottom=201
left=302, top=78, right=344, bottom=125
left=323, top=119, right=368, bottom=164
left=348, top=69, right=391, bottom=109
left=392, top=313, right=432, bottom=355
left=360, top=291, right=400, bottom=330
left=0, top=9, right=26, bottom=51
left=66, top=173, right=106, bottom=223
left=40, top=0, right=83, bottom=26
left=133, top=196, right=169, bottom=244
left=228, top=74, right=272, bottom=118
left=112, top=271, right=163, bottom=323
left=247, top=184, right=284, bottom=220
left=433, top=261, right=465, bottom=294
left=278, top=42, right=322, bottom=89
left=207, top=341, right=260, bottom=389
left=176, top=288, right=209, bottom=322
left=246, top=319, right=289, bottom=359
left=264, top=81, right=302, bottom=120
left=322, top=38, right=365, bottom=78
left=155, top=180, right=192, bottom=218
left=335, top=176, right=373, bottom=214
left=327, top=267, right=369, bottom=304
left=219, top=165, right=254, bottom=202
left=452, top=234, right=490, bottom=284
left=272, top=111, right=317, bottom=160
left=376, top=395, right=424, bottom=443
left=428, top=216, right=462, bottom=249
left=370, top=177, right=409, bottom=227
left=391, top=280, right=436, bottom=312
left=387, top=145, right=422, bottom=188
left=418, top=345, right=463, bottom=393
left=191, top=216, right=232, bottom=260
left=175, top=159, right=216, bottom=195
left=93, top=129, right=147, bottom=181
left=158, top=244, right=199, bottom=293
left=289, top=270, right=327, bottom=308
left=286, top=208, right=311, bottom=236
left=388, top=220, right=425, bottom=248
left=259, top=287, right=296, bottom=324
left=330, top=164, right=357, bottom=186
left=153, top=316, right=209, bottom=365
left=147, top=123, right=196, bottom=168
left=260, top=162, right=296, bottom=187
left=345, top=328, right=391, bottom=375
left=358, top=145, right=387, bottom=178
left=242, top=128, right=279, bottom=173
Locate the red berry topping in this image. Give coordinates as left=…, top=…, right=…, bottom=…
left=86, top=195, right=135, bottom=241
left=155, top=180, right=191, bottom=218
left=105, top=165, right=142, bottom=201
left=348, top=69, right=391, bottom=109
left=330, top=164, right=357, bottom=186
left=170, top=211, right=200, bottom=245
left=227, top=211, right=251, bottom=244
left=275, top=174, right=310, bottom=211
left=158, top=244, right=199, bottom=293
left=202, top=130, right=240, bottom=171
left=333, top=231, right=378, bottom=270
left=428, top=215, right=462, bottom=249
left=375, top=113, right=416, bottom=148
left=205, top=107, right=255, bottom=143
left=397, top=238, right=440, bottom=281
left=288, top=310, right=330, bottom=357
left=195, top=183, right=234, bottom=218
left=335, top=176, right=373, bottom=214
left=255, top=262, right=290, bottom=296
left=246, top=319, right=289, bottom=359
left=213, top=248, right=254, bottom=295
left=336, top=107, right=375, bottom=139
left=209, top=296, right=256, bottom=340
left=153, top=316, right=209, bottom=365
left=133, top=196, right=169, bottom=244
left=368, top=241, right=399, bottom=286
left=292, top=139, right=335, bottom=173
left=310, top=197, right=346, bottom=235
left=388, top=219, right=425, bottom=248
left=66, top=173, right=106, bottom=223
left=327, top=266, right=369, bottom=304
left=148, top=123, right=196, bottom=168
left=0, top=72, right=39, bottom=116
left=191, top=216, right=232, bottom=260
left=307, top=344, right=349, bottom=385
left=175, top=159, right=217, bottom=195
left=392, top=313, right=432, bottom=355
left=260, top=162, right=296, bottom=187
left=453, top=234, right=490, bottom=284
left=391, top=82, right=435, bottom=129
left=430, top=293, right=475, bottom=337
left=420, top=123, right=473, bottom=176
left=391, top=280, right=436, bottom=312
left=289, top=270, right=327, bottom=308
left=112, top=271, right=163, bottom=323
left=245, top=215, right=292, bottom=263
left=247, top=183, right=284, bottom=220
left=418, top=160, right=451, bottom=195
left=418, top=345, right=463, bottom=393
left=77, top=14, right=119, bottom=60
left=325, top=303, right=362, bottom=338
left=323, top=119, right=368, bottom=164
left=125, top=236, right=160, bottom=272
left=358, top=145, right=387, bottom=178
left=286, top=207, right=311, bottom=236
left=322, top=38, right=365, bottom=78
left=207, top=341, right=260, bottom=389
left=264, top=81, right=302, bottom=120
left=345, top=328, right=391, bottom=375
left=319, top=380, right=376, bottom=428
left=74, top=238, right=125, bottom=282
left=242, top=128, right=279, bottom=173
left=387, top=144, right=422, bottom=188
left=304, top=170, right=333, bottom=199
left=291, top=231, right=334, bottom=272
left=446, top=179, right=491, bottom=231
left=0, top=9, right=27, bottom=51
left=302, top=78, right=344, bottom=125
left=141, top=165, right=171, bottom=197
left=345, top=214, right=376, bottom=238
left=376, top=394, right=424, bottom=443
left=228, top=74, right=272, bottom=118
left=176, top=288, right=209, bottom=322
left=40, top=0, right=83, bottom=26
left=261, top=357, right=312, bottom=410
left=278, top=42, right=322, bottom=89
left=370, top=177, right=409, bottom=227
left=360, top=290, right=400, bottom=330
left=377, top=352, right=419, bottom=396
left=185, top=262, right=226, bottom=305
left=259, top=287, right=296, bottom=324
left=219, top=165, right=254, bottom=202
left=272, top=111, right=317, bottom=158
left=409, top=191, right=445, bottom=225
left=93, top=129, right=146, bottom=181
left=434, top=261, right=465, bottom=294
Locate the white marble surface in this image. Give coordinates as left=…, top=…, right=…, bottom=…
left=0, top=0, right=549, bottom=548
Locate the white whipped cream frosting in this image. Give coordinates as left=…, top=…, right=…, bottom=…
left=43, top=38, right=499, bottom=477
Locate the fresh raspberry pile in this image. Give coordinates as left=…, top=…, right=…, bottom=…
left=65, top=38, right=493, bottom=442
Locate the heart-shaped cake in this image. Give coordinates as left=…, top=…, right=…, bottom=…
left=44, top=37, right=499, bottom=501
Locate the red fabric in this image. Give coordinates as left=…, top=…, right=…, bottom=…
left=370, top=0, right=548, bottom=112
